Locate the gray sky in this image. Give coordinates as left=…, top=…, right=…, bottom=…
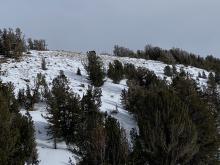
left=1, top=0, right=220, bottom=57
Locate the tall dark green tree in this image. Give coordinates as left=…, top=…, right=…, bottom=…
left=164, top=65, right=173, bottom=77
left=0, top=82, right=38, bottom=164
left=45, top=71, right=70, bottom=148
left=83, top=51, right=105, bottom=87
left=105, top=116, right=129, bottom=165
left=45, top=71, right=82, bottom=148
left=0, top=28, right=26, bottom=58
left=107, top=60, right=124, bottom=83
left=172, top=76, right=220, bottom=164
left=77, top=86, right=104, bottom=164
left=128, top=88, right=198, bottom=165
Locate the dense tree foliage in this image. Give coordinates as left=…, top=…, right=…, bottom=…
left=0, top=28, right=47, bottom=58
left=0, top=28, right=26, bottom=58
left=44, top=71, right=130, bottom=164
left=120, top=67, right=220, bottom=164
left=0, top=82, right=38, bottom=164
left=27, top=38, right=47, bottom=51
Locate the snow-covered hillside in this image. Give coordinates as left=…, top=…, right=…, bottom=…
left=0, top=51, right=210, bottom=165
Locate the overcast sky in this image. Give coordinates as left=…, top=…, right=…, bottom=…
left=1, top=0, right=220, bottom=57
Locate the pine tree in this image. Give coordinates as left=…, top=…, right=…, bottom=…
left=83, top=51, right=105, bottom=87
left=107, top=60, right=124, bottom=83
left=81, top=86, right=103, bottom=130
left=45, top=94, right=62, bottom=149
left=202, top=71, right=207, bottom=79
left=124, top=63, right=136, bottom=80
left=27, top=38, right=34, bottom=50
left=172, top=65, right=178, bottom=76
left=45, top=71, right=83, bottom=147
left=0, top=82, right=38, bottom=164
left=77, top=67, right=81, bottom=76
left=105, top=116, right=129, bottom=165
left=198, top=72, right=202, bottom=78
left=164, top=65, right=172, bottom=77
left=44, top=71, right=70, bottom=148
left=77, top=86, right=104, bottom=164
left=172, top=76, right=220, bottom=164
left=129, top=89, right=198, bottom=165
left=17, top=88, right=26, bottom=107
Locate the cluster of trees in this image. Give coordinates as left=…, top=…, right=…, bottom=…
left=83, top=51, right=141, bottom=85
left=114, top=45, right=220, bottom=73
left=17, top=73, right=49, bottom=111
left=0, top=28, right=26, bottom=58
left=27, top=38, right=47, bottom=51
left=82, top=51, right=220, bottom=164
left=43, top=71, right=129, bottom=164
left=121, top=67, right=220, bottom=164
left=0, top=28, right=47, bottom=59
left=0, top=82, right=38, bottom=165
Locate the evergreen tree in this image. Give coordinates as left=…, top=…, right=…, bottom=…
left=77, top=86, right=104, bottom=164
left=81, top=86, right=103, bottom=131
left=0, top=28, right=26, bottom=58
left=198, top=72, right=202, bottom=78
left=0, top=82, right=38, bottom=164
left=45, top=71, right=82, bottom=147
left=107, top=60, right=124, bottom=83
left=172, top=76, right=220, bottom=164
left=45, top=94, right=62, bottom=149
left=164, top=65, right=172, bottom=77
left=77, top=67, right=81, bottom=76
left=124, top=63, right=136, bottom=80
left=105, top=116, right=129, bottom=165
left=172, top=65, right=178, bottom=76
left=207, top=72, right=216, bottom=94
left=129, top=89, right=198, bottom=165
left=27, top=38, right=34, bottom=50
left=44, top=71, right=70, bottom=148
left=17, top=88, right=26, bottom=107
left=83, top=51, right=105, bottom=87
left=202, top=71, right=207, bottom=79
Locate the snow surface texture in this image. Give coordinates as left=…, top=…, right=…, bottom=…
left=0, top=51, right=210, bottom=165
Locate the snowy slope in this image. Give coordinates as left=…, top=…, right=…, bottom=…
left=0, top=51, right=210, bottom=165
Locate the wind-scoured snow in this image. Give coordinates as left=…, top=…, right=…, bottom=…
left=0, top=51, right=210, bottom=164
